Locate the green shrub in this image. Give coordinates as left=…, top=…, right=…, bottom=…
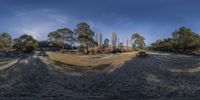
left=25, top=41, right=38, bottom=52
left=13, top=34, right=38, bottom=53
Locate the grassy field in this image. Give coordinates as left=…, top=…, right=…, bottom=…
left=48, top=52, right=137, bottom=69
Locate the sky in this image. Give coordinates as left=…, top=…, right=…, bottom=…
left=1, top=0, right=200, bottom=45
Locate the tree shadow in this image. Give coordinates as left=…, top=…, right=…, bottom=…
left=1, top=53, right=200, bottom=99
left=105, top=52, right=200, bottom=99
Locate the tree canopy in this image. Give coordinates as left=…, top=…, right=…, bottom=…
left=74, top=22, right=95, bottom=53
left=0, top=32, right=12, bottom=51
left=75, top=22, right=94, bottom=44
left=150, top=26, right=200, bottom=53
left=131, top=33, right=145, bottom=50
left=103, top=38, right=109, bottom=46
left=48, top=28, right=76, bottom=48
left=13, top=34, right=38, bottom=52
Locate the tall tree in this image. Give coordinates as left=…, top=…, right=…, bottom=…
left=172, top=26, right=199, bottom=52
left=48, top=28, right=76, bottom=49
left=48, top=32, right=62, bottom=47
left=99, top=33, right=102, bottom=51
left=119, top=42, right=123, bottom=51
left=74, top=22, right=95, bottom=54
left=99, top=33, right=102, bottom=46
left=95, top=33, right=99, bottom=45
left=103, top=38, right=109, bottom=52
left=0, top=33, right=12, bottom=52
left=131, top=33, right=145, bottom=50
left=103, top=38, right=109, bottom=46
left=118, top=37, right=120, bottom=46
left=150, top=26, right=200, bottom=53
left=126, top=38, right=129, bottom=49
left=111, top=32, right=117, bottom=51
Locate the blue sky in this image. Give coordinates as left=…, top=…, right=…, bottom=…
left=1, top=0, right=200, bottom=44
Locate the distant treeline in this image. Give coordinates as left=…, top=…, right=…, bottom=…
left=149, top=26, right=200, bottom=54
left=0, top=22, right=146, bottom=54
left=2, top=22, right=198, bottom=54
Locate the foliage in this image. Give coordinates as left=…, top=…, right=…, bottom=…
left=103, top=38, right=109, bottom=46
left=74, top=22, right=95, bottom=53
left=48, top=28, right=76, bottom=49
left=111, top=32, right=117, bottom=51
left=78, top=45, right=85, bottom=52
left=150, top=26, right=200, bottom=54
left=48, top=32, right=62, bottom=47
left=0, top=32, right=12, bottom=51
left=131, top=33, right=145, bottom=50
left=38, top=41, right=49, bottom=48
left=13, top=34, right=38, bottom=52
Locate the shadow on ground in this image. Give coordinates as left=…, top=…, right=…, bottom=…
left=0, top=53, right=200, bottom=99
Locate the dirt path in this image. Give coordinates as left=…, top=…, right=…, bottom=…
left=0, top=53, right=200, bottom=99
left=0, top=58, right=19, bottom=70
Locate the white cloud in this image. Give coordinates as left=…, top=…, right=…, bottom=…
left=12, top=8, right=71, bottom=40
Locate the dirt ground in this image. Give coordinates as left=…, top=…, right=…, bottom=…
left=0, top=52, right=200, bottom=99
left=48, top=52, right=136, bottom=69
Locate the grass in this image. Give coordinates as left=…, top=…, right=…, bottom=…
left=48, top=52, right=137, bottom=69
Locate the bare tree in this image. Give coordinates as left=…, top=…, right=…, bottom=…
left=118, top=37, right=120, bottom=47
left=111, top=32, right=117, bottom=51
left=99, top=33, right=103, bottom=51
left=95, top=33, right=99, bottom=46
left=126, top=38, right=129, bottom=49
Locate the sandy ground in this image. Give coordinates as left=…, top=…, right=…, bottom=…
left=48, top=52, right=136, bottom=69
left=0, top=52, right=200, bottom=99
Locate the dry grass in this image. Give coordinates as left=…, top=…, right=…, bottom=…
left=48, top=52, right=137, bottom=68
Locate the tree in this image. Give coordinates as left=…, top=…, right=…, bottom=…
left=150, top=26, right=200, bottom=54
left=0, top=32, right=12, bottom=52
left=111, top=32, right=117, bottom=51
left=103, top=38, right=109, bottom=46
left=48, top=28, right=76, bottom=49
left=126, top=38, right=129, bottom=49
left=74, top=22, right=95, bottom=54
left=119, top=42, right=123, bottom=51
left=13, top=34, right=38, bottom=52
left=48, top=32, right=62, bottom=47
left=38, top=40, right=49, bottom=48
left=151, top=38, right=175, bottom=52
left=117, top=37, right=120, bottom=46
left=95, top=33, right=99, bottom=45
left=99, top=33, right=103, bottom=51
left=172, top=26, right=200, bottom=52
left=102, top=38, right=110, bottom=52
left=131, top=33, right=145, bottom=50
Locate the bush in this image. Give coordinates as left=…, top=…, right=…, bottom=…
left=78, top=45, right=85, bottom=52
left=25, top=42, right=38, bottom=52
left=13, top=34, right=38, bottom=53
